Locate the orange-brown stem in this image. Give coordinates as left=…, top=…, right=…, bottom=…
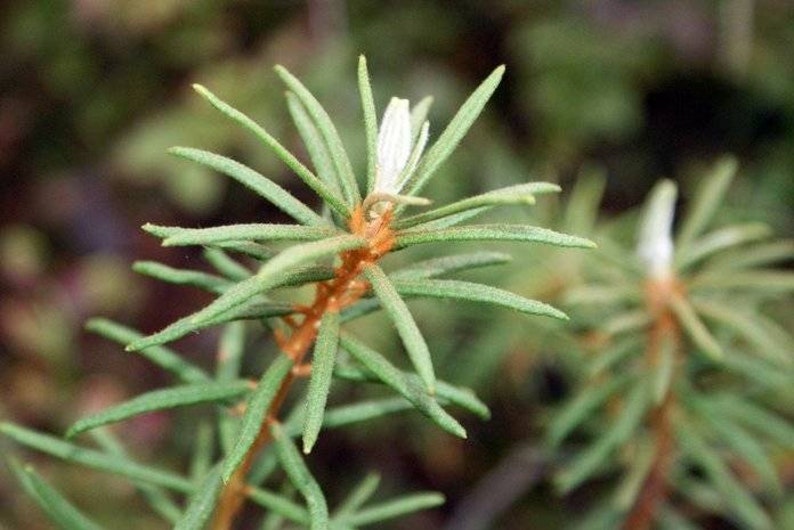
left=623, top=276, right=682, bottom=530
left=211, top=206, right=394, bottom=530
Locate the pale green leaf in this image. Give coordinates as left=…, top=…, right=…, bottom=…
left=668, top=294, right=723, bottom=361
left=191, top=83, right=349, bottom=218
left=271, top=422, right=329, bottom=530
left=0, top=423, right=193, bottom=493
left=339, top=335, right=466, bottom=438
left=246, top=487, right=309, bottom=525
left=144, top=224, right=337, bottom=247
left=676, top=223, right=771, bottom=271
left=556, top=382, right=649, bottom=493
left=203, top=248, right=253, bottom=280
left=303, top=311, right=340, bottom=454
left=394, top=182, right=560, bottom=230
left=391, top=251, right=511, bottom=280
left=403, top=65, right=505, bottom=196
left=169, top=147, right=325, bottom=226
left=8, top=459, right=103, bottom=530
left=358, top=56, right=379, bottom=194
left=222, top=355, right=293, bottom=482
left=174, top=464, right=223, bottom=530
left=340, top=492, right=445, bottom=526
left=67, top=381, right=251, bottom=438
left=334, top=472, right=381, bottom=519
left=548, top=375, right=631, bottom=447
left=285, top=92, right=338, bottom=192
left=676, top=420, right=772, bottom=529
left=133, top=261, right=231, bottom=293
left=275, top=65, right=360, bottom=205
left=363, top=264, right=436, bottom=392
left=395, top=224, right=596, bottom=249
left=676, top=156, right=737, bottom=251
left=392, top=278, right=568, bottom=320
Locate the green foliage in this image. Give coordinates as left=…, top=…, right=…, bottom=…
left=3, top=57, right=589, bottom=528
left=550, top=158, right=794, bottom=528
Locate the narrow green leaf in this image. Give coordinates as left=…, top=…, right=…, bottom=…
left=211, top=241, right=274, bottom=262
left=303, top=311, right=341, bottom=454
left=588, top=337, right=642, bottom=377
left=0, top=423, right=193, bottom=493
left=133, top=261, right=231, bottom=293
left=246, top=486, right=309, bottom=525
left=676, top=223, right=771, bottom=271
left=339, top=335, right=466, bottom=438
left=124, top=298, right=293, bottom=352
left=271, top=422, right=329, bottom=530
left=363, top=264, right=436, bottom=392
left=169, top=147, right=325, bottom=226
left=694, top=300, right=792, bottom=366
left=341, top=492, right=445, bottom=526
left=192, top=235, right=365, bottom=327
left=358, top=56, right=379, bottom=194
left=8, top=459, right=103, bottom=530
left=334, top=366, right=489, bottom=420
left=409, top=96, right=433, bottom=138
left=565, top=285, right=642, bottom=306
left=216, top=322, right=246, bottom=383
left=711, top=393, right=794, bottom=448
left=602, top=310, right=652, bottom=337
left=85, top=318, right=209, bottom=384
left=192, top=83, right=349, bottom=218
left=391, top=278, right=568, bottom=320
left=394, top=182, right=560, bottom=230
left=203, top=248, right=253, bottom=280
left=320, top=398, right=413, bottom=430
left=275, top=65, right=360, bottom=205
left=127, top=236, right=364, bottom=350
left=391, top=251, right=511, bottom=280
left=556, top=382, right=649, bottom=493
left=395, top=224, right=596, bottom=249
left=676, top=420, right=772, bottom=529
left=562, top=169, right=606, bottom=235
left=404, top=65, right=505, bottom=196
left=688, top=395, right=782, bottom=495
left=548, top=375, right=631, bottom=447
left=613, top=440, right=655, bottom=510
left=653, top=334, right=676, bottom=404
left=704, top=240, right=794, bottom=271
left=676, top=156, right=737, bottom=251
left=334, top=472, right=381, bottom=519
left=668, top=294, right=723, bottom=361
left=174, top=464, right=223, bottom=530
left=285, top=92, right=339, bottom=192
left=689, top=271, right=794, bottom=293
left=222, top=355, right=294, bottom=482
left=189, top=422, right=215, bottom=484
left=145, top=224, right=337, bottom=247
left=67, top=381, right=251, bottom=439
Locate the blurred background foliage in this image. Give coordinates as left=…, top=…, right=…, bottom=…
left=1, top=1, right=792, bottom=528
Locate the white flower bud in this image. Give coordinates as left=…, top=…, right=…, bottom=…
left=374, top=98, right=414, bottom=195
left=637, top=180, right=677, bottom=279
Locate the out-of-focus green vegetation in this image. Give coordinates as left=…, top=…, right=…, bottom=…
left=1, top=2, right=792, bottom=529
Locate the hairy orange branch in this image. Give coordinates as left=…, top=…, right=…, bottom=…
left=212, top=206, right=394, bottom=529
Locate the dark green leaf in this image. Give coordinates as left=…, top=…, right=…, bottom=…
left=395, top=224, right=596, bottom=249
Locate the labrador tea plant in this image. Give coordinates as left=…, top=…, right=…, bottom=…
left=551, top=160, right=794, bottom=529
left=1, top=57, right=594, bottom=529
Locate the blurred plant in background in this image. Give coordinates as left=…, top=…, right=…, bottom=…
left=1, top=1, right=793, bottom=529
